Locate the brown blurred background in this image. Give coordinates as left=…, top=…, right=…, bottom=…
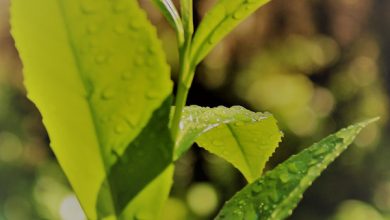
left=0, top=0, right=389, bottom=219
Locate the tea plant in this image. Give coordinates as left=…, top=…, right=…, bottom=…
left=10, top=0, right=377, bottom=219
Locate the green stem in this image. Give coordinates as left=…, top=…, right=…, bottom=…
left=170, top=43, right=194, bottom=139
left=170, top=0, right=194, bottom=140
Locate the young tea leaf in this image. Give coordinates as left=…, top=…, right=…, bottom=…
left=190, top=0, right=270, bottom=66
left=176, top=106, right=282, bottom=182
left=215, top=118, right=378, bottom=220
left=152, top=0, right=184, bottom=44
left=11, top=0, right=173, bottom=218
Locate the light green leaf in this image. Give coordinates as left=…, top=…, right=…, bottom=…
left=11, top=0, right=173, bottom=218
left=191, top=0, right=270, bottom=66
left=176, top=106, right=282, bottom=182
left=152, top=0, right=184, bottom=44
left=215, top=118, right=379, bottom=220
left=180, top=0, right=194, bottom=38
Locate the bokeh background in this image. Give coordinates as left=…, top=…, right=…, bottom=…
left=0, top=0, right=389, bottom=219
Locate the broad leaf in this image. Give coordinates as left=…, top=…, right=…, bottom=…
left=120, top=165, right=174, bottom=220
left=176, top=106, right=282, bottom=182
left=191, top=0, right=270, bottom=66
left=215, top=118, right=378, bottom=220
left=97, top=98, right=173, bottom=218
left=11, top=0, right=173, bottom=218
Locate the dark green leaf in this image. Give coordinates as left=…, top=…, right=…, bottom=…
left=215, top=118, right=378, bottom=220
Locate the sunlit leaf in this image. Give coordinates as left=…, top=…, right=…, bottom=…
left=11, top=0, right=173, bottom=218
left=191, top=0, right=270, bottom=66
left=176, top=106, right=282, bottom=182
left=215, top=118, right=379, bottom=220
left=152, top=0, right=184, bottom=44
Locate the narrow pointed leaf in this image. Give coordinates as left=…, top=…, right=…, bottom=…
left=176, top=106, right=282, bottom=182
left=191, top=0, right=270, bottom=65
left=152, top=0, right=184, bottom=44
left=11, top=0, right=172, bottom=218
left=215, top=118, right=379, bottom=220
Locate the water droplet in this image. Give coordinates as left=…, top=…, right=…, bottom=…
left=101, top=87, right=115, bottom=100
left=212, top=140, right=223, bottom=146
left=95, top=53, right=108, bottom=64
left=115, top=123, right=126, bottom=134
left=80, top=2, right=96, bottom=14
left=208, top=32, right=219, bottom=44
left=100, top=116, right=110, bottom=123
left=147, top=72, right=157, bottom=80
left=235, top=121, right=245, bottom=126
left=129, top=21, right=140, bottom=31
left=86, top=24, right=98, bottom=34
left=121, top=70, right=133, bottom=80
left=114, top=24, right=126, bottom=34
left=111, top=149, right=120, bottom=159
left=251, top=183, right=262, bottom=196
left=145, top=90, right=160, bottom=99
left=113, top=2, right=127, bottom=13
left=126, top=115, right=137, bottom=128
left=279, top=171, right=291, bottom=183
left=134, top=57, right=145, bottom=66
left=232, top=8, right=247, bottom=20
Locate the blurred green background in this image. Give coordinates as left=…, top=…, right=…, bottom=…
left=1, top=0, right=390, bottom=219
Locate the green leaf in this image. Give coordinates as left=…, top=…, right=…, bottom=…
left=191, top=0, right=270, bottom=66
left=176, top=106, right=282, bottom=182
left=215, top=118, right=379, bottom=220
left=120, top=165, right=174, bottom=220
left=180, top=0, right=194, bottom=38
left=97, top=98, right=173, bottom=218
left=152, top=0, right=184, bottom=44
left=11, top=0, right=173, bottom=218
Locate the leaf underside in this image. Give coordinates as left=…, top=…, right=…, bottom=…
left=176, top=106, right=282, bottom=182
left=215, top=118, right=378, bottom=220
left=11, top=0, right=173, bottom=218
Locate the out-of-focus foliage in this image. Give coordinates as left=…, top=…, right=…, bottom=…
left=1, top=0, right=390, bottom=219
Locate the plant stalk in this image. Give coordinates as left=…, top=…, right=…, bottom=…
left=170, top=0, right=194, bottom=140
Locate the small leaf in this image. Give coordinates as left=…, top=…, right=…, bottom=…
left=11, top=0, right=173, bottom=218
left=176, top=106, right=282, bottom=182
left=215, top=118, right=379, bottom=220
left=191, top=0, right=270, bottom=66
left=152, top=0, right=185, bottom=45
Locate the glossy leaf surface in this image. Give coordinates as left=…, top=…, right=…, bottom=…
left=176, top=106, right=282, bottom=182
left=11, top=0, right=173, bottom=218
left=191, top=0, right=270, bottom=65
left=215, top=118, right=378, bottom=220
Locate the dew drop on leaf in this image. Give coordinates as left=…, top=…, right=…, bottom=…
left=232, top=8, right=247, bottom=20
left=212, top=139, right=223, bottom=146
left=121, top=70, right=133, bottom=81
left=95, top=53, right=108, bottom=64
left=101, top=87, right=115, bottom=100
left=86, top=24, right=98, bottom=34
left=112, top=1, right=127, bottom=13
left=80, top=1, right=96, bottom=14
left=145, top=90, right=160, bottom=99
left=114, top=24, right=126, bottom=34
